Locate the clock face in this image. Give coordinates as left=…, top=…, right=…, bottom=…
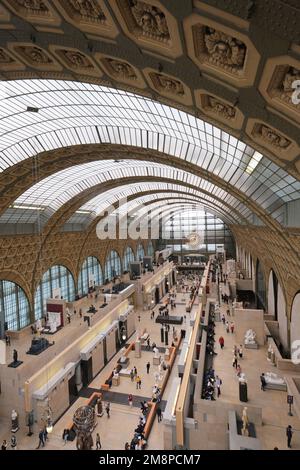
left=187, top=231, right=203, bottom=248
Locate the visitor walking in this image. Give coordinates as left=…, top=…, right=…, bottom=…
left=96, top=433, right=102, bottom=450
left=36, top=430, right=45, bottom=449
left=138, top=315, right=141, bottom=322
left=260, top=373, right=267, bottom=391
left=130, top=369, right=134, bottom=382
left=105, top=402, right=110, bottom=418
left=226, top=321, right=230, bottom=333
left=134, top=366, right=137, bottom=377
left=221, top=314, right=225, bottom=325
left=230, top=322, right=235, bottom=334
left=286, top=425, right=293, bottom=448
left=146, top=338, right=151, bottom=350
left=232, top=355, right=238, bottom=369
left=238, top=345, right=243, bottom=359
left=218, top=336, right=225, bottom=349
left=236, top=364, right=241, bottom=377
left=216, top=376, right=222, bottom=397
left=146, top=361, right=150, bottom=374
left=157, top=406, right=162, bottom=423
left=128, top=394, right=133, bottom=407
left=62, top=429, right=69, bottom=445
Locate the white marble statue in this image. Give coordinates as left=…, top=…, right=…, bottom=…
left=238, top=373, right=247, bottom=383
left=153, top=347, right=159, bottom=358
left=264, top=372, right=285, bottom=385
left=244, top=329, right=256, bottom=345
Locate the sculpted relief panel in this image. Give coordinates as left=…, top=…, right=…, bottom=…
left=144, top=69, right=192, bottom=105
left=95, top=55, right=146, bottom=88
left=3, top=0, right=60, bottom=25
left=112, top=0, right=182, bottom=57
left=184, top=14, right=259, bottom=87
left=259, top=57, right=300, bottom=123
left=246, top=119, right=299, bottom=163
left=53, top=0, right=119, bottom=38
left=195, top=90, right=244, bottom=131
left=0, top=48, right=25, bottom=71
left=8, top=44, right=62, bottom=71
left=50, top=47, right=102, bottom=77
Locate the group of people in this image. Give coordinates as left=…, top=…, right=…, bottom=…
left=125, top=403, right=149, bottom=450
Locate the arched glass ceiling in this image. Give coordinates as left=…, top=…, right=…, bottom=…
left=4, top=161, right=253, bottom=225
left=75, top=181, right=251, bottom=222
left=113, top=196, right=237, bottom=225
left=1, top=80, right=299, bottom=222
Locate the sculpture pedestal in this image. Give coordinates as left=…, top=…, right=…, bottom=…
left=153, top=356, right=160, bottom=365
left=239, top=382, right=248, bottom=402
left=135, top=340, right=141, bottom=358
left=245, top=342, right=258, bottom=349
left=112, top=375, right=120, bottom=386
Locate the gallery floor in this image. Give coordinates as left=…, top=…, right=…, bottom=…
left=0, top=289, right=195, bottom=450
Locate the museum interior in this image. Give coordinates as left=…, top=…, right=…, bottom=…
left=0, top=0, right=300, bottom=452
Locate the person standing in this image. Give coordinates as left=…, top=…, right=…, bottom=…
left=218, top=336, right=225, bottom=349
left=138, top=315, right=141, bottom=322
left=134, top=366, right=137, bottom=377
left=146, top=362, right=150, bottom=374
left=238, top=345, right=243, bottom=359
left=156, top=406, right=162, bottom=423
left=1, top=440, right=7, bottom=450
left=225, top=321, right=230, bottom=333
left=260, top=373, right=267, bottom=391
left=130, top=369, right=134, bottom=382
left=286, top=425, right=293, bottom=448
left=125, top=442, right=130, bottom=450
left=10, top=434, right=17, bottom=450
left=36, top=429, right=45, bottom=449
left=136, top=375, right=142, bottom=389
left=221, top=314, right=225, bottom=325
left=236, top=364, right=241, bottom=377
left=216, top=376, right=222, bottom=397
left=230, top=322, right=235, bottom=334
left=232, top=355, right=238, bottom=369
left=146, top=337, right=150, bottom=350
left=105, top=402, right=110, bottom=419
left=128, top=394, right=133, bottom=407
left=96, top=433, right=101, bottom=450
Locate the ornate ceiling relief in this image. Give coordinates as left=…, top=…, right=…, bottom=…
left=259, top=56, right=300, bottom=124
left=95, top=55, right=146, bottom=88
left=8, top=44, right=62, bottom=71
left=246, top=119, right=300, bottom=162
left=144, top=69, right=192, bottom=105
left=0, top=48, right=25, bottom=71
left=53, top=0, right=119, bottom=38
left=50, top=47, right=102, bottom=77
left=3, top=0, right=60, bottom=25
left=112, top=0, right=182, bottom=57
left=184, top=15, right=259, bottom=87
left=195, top=90, right=244, bottom=130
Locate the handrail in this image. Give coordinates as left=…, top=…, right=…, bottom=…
left=175, top=301, right=202, bottom=446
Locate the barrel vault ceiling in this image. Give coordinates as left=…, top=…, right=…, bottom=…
left=0, top=0, right=300, bottom=173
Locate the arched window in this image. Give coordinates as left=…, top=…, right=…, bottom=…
left=104, top=250, right=121, bottom=281
left=34, top=265, right=75, bottom=319
left=137, top=243, right=145, bottom=261
left=0, top=280, right=30, bottom=331
left=123, top=247, right=134, bottom=272
left=147, top=241, right=154, bottom=257
left=78, top=256, right=103, bottom=296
